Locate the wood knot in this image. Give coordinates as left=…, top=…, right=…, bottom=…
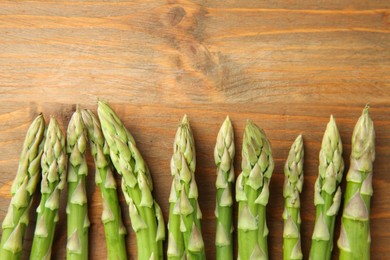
left=167, top=6, right=186, bottom=26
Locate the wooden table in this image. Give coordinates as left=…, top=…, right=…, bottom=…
left=1, top=1, right=389, bottom=259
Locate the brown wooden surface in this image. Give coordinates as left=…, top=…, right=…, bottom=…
left=1, top=0, right=390, bottom=259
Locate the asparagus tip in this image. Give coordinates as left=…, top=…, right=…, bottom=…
left=180, top=114, right=189, bottom=125
left=48, top=116, right=59, bottom=128
left=97, top=100, right=110, bottom=110
left=296, top=134, right=303, bottom=143
left=329, top=114, right=336, bottom=125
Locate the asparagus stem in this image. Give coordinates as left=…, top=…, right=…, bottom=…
left=97, top=101, right=165, bottom=260
left=81, top=109, right=128, bottom=260
left=66, top=109, right=89, bottom=260
left=338, top=106, right=375, bottom=260
left=214, top=117, right=235, bottom=260
left=167, top=115, right=205, bottom=260
left=236, top=120, right=274, bottom=260
left=30, top=118, right=67, bottom=260
left=283, top=135, right=304, bottom=260
left=0, top=114, right=45, bottom=260
left=310, top=116, right=344, bottom=260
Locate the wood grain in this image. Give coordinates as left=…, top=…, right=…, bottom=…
left=0, top=0, right=389, bottom=259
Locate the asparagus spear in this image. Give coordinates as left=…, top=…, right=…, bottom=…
left=81, top=109, right=127, bottom=260
left=97, top=101, right=165, bottom=260
left=310, top=116, right=344, bottom=260
left=0, top=114, right=45, bottom=260
left=214, top=117, right=235, bottom=260
left=30, top=117, right=67, bottom=260
left=283, top=135, right=304, bottom=260
left=66, top=109, right=89, bottom=260
left=236, top=120, right=274, bottom=260
left=167, top=115, right=205, bottom=260
left=338, top=106, right=375, bottom=260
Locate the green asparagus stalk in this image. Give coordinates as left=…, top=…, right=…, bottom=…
left=214, top=116, right=235, bottom=260
left=236, top=120, right=274, bottom=260
left=338, top=106, right=375, bottom=260
left=97, top=101, right=165, bottom=260
left=30, top=117, right=67, bottom=260
left=81, top=109, right=127, bottom=260
left=310, top=116, right=344, bottom=260
left=167, top=115, right=205, bottom=260
left=283, top=135, right=304, bottom=260
left=0, top=114, right=45, bottom=260
left=66, top=109, right=89, bottom=260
